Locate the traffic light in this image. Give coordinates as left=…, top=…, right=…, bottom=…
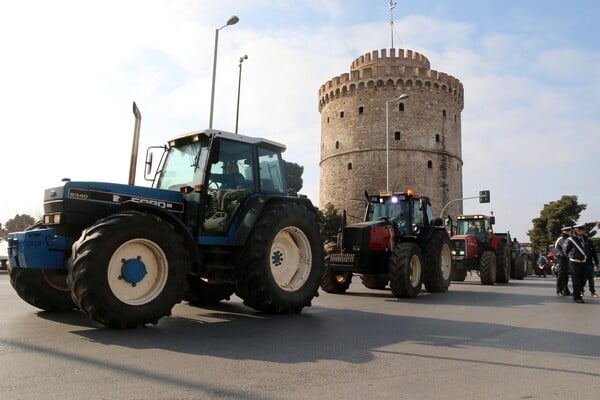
left=479, top=190, right=490, bottom=203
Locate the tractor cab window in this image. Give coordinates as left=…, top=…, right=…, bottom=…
left=457, top=219, right=487, bottom=242
left=367, top=197, right=411, bottom=236
left=258, top=147, right=286, bottom=193
left=204, top=139, right=253, bottom=234
left=156, top=140, right=209, bottom=190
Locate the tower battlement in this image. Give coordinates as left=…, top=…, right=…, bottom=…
left=319, top=48, right=463, bottom=112
left=351, top=48, right=430, bottom=70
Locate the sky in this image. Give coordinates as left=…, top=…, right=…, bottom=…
left=0, top=0, right=599, bottom=243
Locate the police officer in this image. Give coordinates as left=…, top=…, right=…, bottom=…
left=566, top=223, right=589, bottom=303
left=554, top=226, right=572, bottom=296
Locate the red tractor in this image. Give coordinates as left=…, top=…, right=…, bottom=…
left=449, top=214, right=511, bottom=285
left=321, top=190, right=452, bottom=298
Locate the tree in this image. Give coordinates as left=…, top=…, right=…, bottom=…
left=318, top=202, right=342, bottom=241
left=3, top=214, right=36, bottom=238
left=284, top=161, right=303, bottom=195
left=528, top=195, right=586, bottom=249
left=0, top=223, right=7, bottom=240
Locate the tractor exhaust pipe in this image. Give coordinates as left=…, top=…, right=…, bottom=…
left=128, top=102, right=142, bottom=185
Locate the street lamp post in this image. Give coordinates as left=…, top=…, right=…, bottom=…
left=385, top=93, right=409, bottom=191
left=235, top=54, right=248, bottom=134
left=209, top=15, right=239, bottom=130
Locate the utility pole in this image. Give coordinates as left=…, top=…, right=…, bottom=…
left=389, top=0, right=397, bottom=48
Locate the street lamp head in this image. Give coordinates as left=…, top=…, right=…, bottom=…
left=240, top=54, right=248, bottom=63
left=227, top=16, right=239, bottom=26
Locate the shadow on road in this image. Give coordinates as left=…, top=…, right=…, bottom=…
left=31, top=293, right=599, bottom=368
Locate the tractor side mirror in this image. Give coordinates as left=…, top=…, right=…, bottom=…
left=489, top=216, right=495, bottom=225
left=145, top=152, right=153, bottom=176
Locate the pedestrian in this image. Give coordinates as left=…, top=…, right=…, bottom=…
left=536, top=252, right=548, bottom=277
left=580, top=229, right=598, bottom=298
left=565, top=224, right=591, bottom=303
left=554, top=226, right=572, bottom=296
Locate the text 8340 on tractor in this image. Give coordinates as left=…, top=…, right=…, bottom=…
left=7, top=105, right=323, bottom=328
left=321, top=190, right=452, bottom=298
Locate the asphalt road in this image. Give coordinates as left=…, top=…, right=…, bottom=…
left=1, top=271, right=599, bottom=400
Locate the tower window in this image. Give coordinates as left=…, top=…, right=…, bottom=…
left=435, top=134, right=440, bottom=142
left=347, top=162, right=353, bottom=171
left=327, top=117, right=330, bottom=123
left=442, top=109, right=447, bottom=117
left=340, top=111, right=344, bottom=118
left=394, top=131, right=401, bottom=140
left=427, top=160, right=433, bottom=169
left=335, top=141, right=340, bottom=149
left=358, top=106, right=364, bottom=115
left=399, top=103, right=405, bottom=112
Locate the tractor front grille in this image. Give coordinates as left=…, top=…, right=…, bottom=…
left=330, top=253, right=357, bottom=264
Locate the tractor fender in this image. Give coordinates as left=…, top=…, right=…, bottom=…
left=122, top=200, right=198, bottom=258
left=489, top=235, right=506, bottom=251
left=230, top=194, right=321, bottom=246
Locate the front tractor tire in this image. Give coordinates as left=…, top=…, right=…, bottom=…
left=9, top=267, right=76, bottom=312
left=236, top=203, right=323, bottom=313
left=321, top=243, right=352, bottom=294
left=8, top=221, right=76, bottom=312
left=423, top=230, right=452, bottom=292
left=389, top=243, right=423, bottom=298
left=69, top=211, right=190, bottom=328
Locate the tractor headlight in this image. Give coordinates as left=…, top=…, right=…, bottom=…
left=43, top=213, right=62, bottom=225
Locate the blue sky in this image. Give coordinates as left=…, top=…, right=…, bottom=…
left=1, top=0, right=598, bottom=242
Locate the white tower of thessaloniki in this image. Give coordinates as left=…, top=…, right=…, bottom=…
left=319, top=48, right=464, bottom=221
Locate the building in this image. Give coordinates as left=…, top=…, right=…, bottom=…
left=319, top=48, right=464, bottom=221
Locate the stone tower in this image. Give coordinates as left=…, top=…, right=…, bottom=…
left=318, top=48, right=464, bottom=222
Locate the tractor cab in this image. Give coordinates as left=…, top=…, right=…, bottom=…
left=454, top=214, right=494, bottom=243
left=146, top=129, right=287, bottom=239
left=364, top=190, right=434, bottom=236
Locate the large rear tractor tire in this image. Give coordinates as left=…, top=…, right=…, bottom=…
left=479, top=250, right=497, bottom=285
left=184, top=275, right=235, bottom=305
left=236, top=203, right=323, bottom=313
left=69, top=211, right=190, bottom=328
left=360, top=274, right=389, bottom=290
left=495, top=241, right=511, bottom=283
left=512, top=256, right=528, bottom=280
left=389, top=243, right=423, bottom=298
left=423, top=230, right=452, bottom=292
left=9, top=266, right=76, bottom=312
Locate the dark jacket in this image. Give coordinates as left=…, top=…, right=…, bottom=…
left=554, top=233, right=569, bottom=259
left=566, top=234, right=588, bottom=263
left=584, top=238, right=598, bottom=266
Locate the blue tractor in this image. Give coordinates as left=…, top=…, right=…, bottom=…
left=7, top=104, right=323, bottom=328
